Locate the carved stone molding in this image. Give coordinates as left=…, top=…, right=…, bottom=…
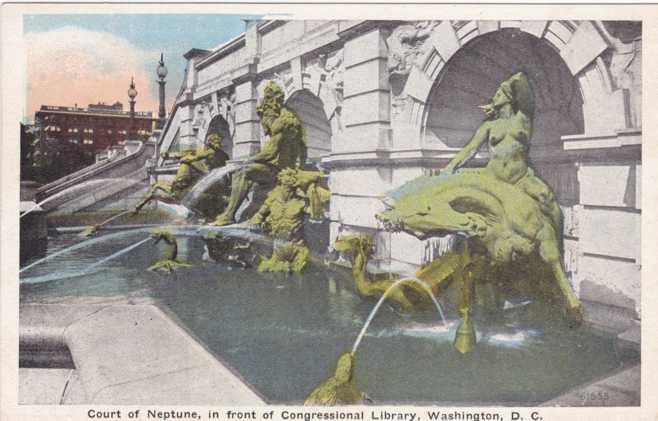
left=303, top=49, right=345, bottom=132
left=386, top=21, right=441, bottom=119
left=193, top=91, right=236, bottom=145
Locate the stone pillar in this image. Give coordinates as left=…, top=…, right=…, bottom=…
left=231, top=21, right=261, bottom=160
left=328, top=26, right=394, bottom=265
left=566, top=143, right=642, bottom=320
left=179, top=49, right=211, bottom=151
left=338, top=27, right=391, bottom=153
left=231, top=79, right=261, bottom=160
left=177, top=103, right=197, bottom=152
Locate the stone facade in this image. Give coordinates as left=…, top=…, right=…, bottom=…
left=156, top=20, right=642, bottom=318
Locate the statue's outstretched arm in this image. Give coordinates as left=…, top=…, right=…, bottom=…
left=162, top=151, right=184, bottom=160
left=443, top=123, right=489, bottom=173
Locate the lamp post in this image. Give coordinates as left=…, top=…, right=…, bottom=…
left=128, top=77, right=138, bottom=137
left=156, top=53, right=168, bottom=130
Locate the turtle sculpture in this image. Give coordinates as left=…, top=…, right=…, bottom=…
left=376, top=168, right=582, bottom=353
left=147, top=229, right=192, bottom=273
left=305, top=352, right=365, bottom=405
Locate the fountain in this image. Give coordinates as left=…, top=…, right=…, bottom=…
left=19, top=223, right=635, bottom=404
left=18, top=78, right=637, bottom=406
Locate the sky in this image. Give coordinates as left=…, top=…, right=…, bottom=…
left=24, top=14, right=260, bottom=121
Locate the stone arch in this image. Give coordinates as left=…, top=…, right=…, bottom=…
left=400, top=20, right=621, bottom=139
left=423, top=29, right=585, bottom=204
left=193, top=96, right=235, bottom=159
left=204, top=114, right=233, bottom=159
left=425, top=30, right=584, bottom=149
left=285, top=89, right=333, bottom=159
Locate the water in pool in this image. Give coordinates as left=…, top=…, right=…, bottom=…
left=20, top=227, right=632, bottom=404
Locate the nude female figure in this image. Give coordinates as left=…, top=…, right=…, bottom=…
left=442, top=72, right=562, bottom=233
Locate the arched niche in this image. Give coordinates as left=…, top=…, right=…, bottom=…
left=286, top=89, right=332, bottom=160
left=424, top=29, right=585, bottom=204
left=205, top=115, right=233, bottom=159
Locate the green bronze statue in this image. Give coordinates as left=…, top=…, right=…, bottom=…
left=333, top=234, right=437, bottom=311
left=133, top=134, right=229, bottom=215
left=305, top=352, right=365, bottom=405
left=442, top=72, right=561, bottom=233
left=212, top=82, right=307, bottom=226
left=147, top=229, right=192, bottom=272
left=376, top=72, right=582, bottom=354
left=251, top=168, right=330, bottom=273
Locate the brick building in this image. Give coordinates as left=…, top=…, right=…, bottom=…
left=34, top=101, right=157, bottom=154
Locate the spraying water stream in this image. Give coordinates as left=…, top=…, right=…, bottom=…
left=182, top=163, right=242, bottom=209
left=20, top=179, right=110, bottom=219
left=20, top=229, right=146, bottom=273
left=352, top=277, right=447, bottom=354
left=84, top=236, right=151, bottom=272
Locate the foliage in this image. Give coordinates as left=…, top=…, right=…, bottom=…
left=21, top=126, right=95, bottom=183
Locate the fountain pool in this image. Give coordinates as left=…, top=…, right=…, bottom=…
left=20, top=228, right=637, bottom=405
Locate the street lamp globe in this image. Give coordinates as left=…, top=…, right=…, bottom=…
left=157, top=53, right=168, bottom=80
left=128, top=77, right=138, bottom=99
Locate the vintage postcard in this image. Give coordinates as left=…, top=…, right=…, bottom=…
left=1, top=2, right=657, bottom=421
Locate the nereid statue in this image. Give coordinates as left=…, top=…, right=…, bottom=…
left=376, top=72, right=582, bottom=353
left=133, top=134, right=229, bottom=216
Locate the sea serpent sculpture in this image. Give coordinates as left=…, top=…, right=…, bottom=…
left=376, top=168, right=583, bottom=353
left=333, top=234, right=441, bottom=311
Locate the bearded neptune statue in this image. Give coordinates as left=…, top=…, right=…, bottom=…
left=377, top=72, right=582, bottom=353
left=212, top=81, right=307, bottom=226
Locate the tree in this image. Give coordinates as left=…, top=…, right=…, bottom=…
left=23, top=121, right=95, bottom=183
